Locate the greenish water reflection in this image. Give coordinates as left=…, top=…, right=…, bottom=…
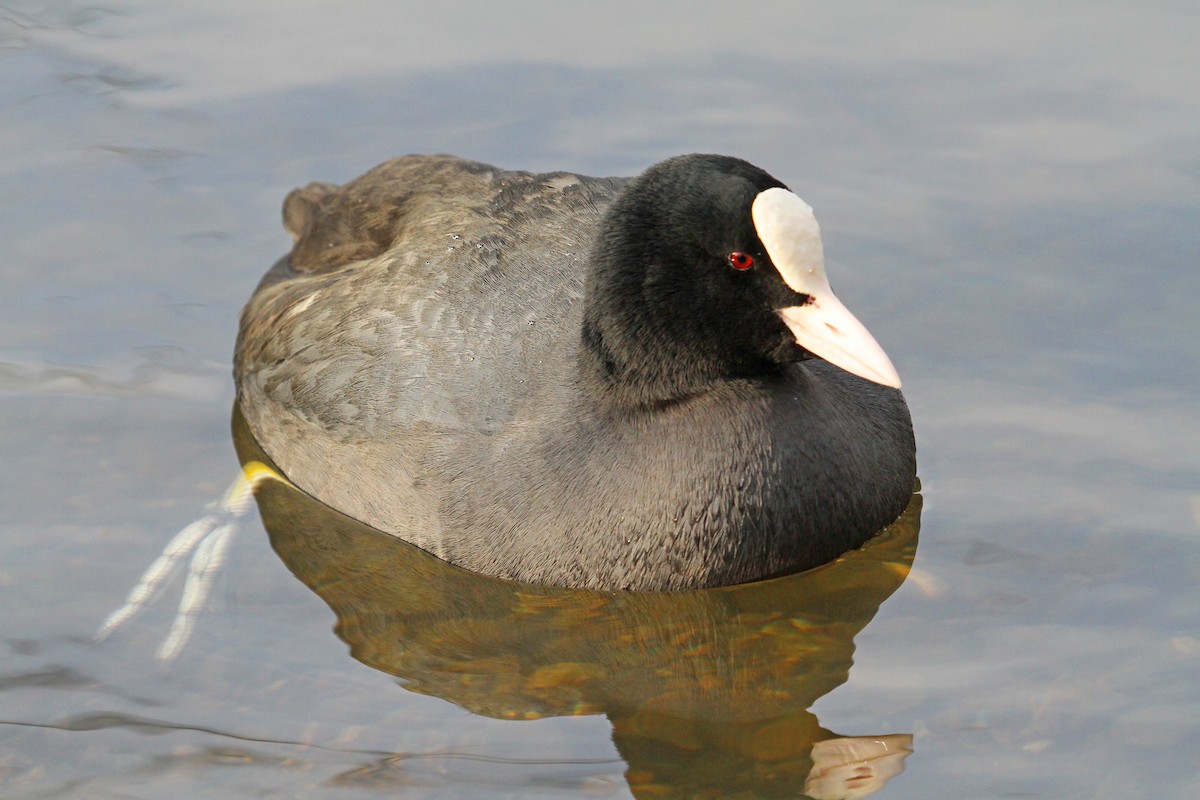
left=234, top=407, right=921, bottom=798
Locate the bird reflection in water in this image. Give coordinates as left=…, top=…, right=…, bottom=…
left=233, top=406, right=921, bottom=799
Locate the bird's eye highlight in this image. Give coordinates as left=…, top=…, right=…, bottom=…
left=728, top=252, right=755, bottom=271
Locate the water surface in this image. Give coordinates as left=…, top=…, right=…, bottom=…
left=3, top=2, right=1198, bottom=798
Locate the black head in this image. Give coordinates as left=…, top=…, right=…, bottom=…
left=582, top=154, right=818, bottom=404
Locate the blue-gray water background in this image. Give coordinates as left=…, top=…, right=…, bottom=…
left=3, top=2, right=1198, bottom=797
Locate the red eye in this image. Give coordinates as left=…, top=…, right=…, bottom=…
left=729, top=252, right=755, bottom=271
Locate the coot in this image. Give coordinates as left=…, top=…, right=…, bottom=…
left=235, top=154, right=915, bottom=590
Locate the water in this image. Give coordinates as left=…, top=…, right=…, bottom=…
left=3, top=2, right=1198, bottom=797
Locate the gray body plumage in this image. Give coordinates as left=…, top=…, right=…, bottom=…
left=235, top=155, right=915, bottom=590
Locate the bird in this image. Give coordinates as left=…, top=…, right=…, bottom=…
left=234, top=153, right=916, bottom=591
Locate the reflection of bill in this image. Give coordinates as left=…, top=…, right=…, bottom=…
left=806, top=735, right=914, bottom=800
